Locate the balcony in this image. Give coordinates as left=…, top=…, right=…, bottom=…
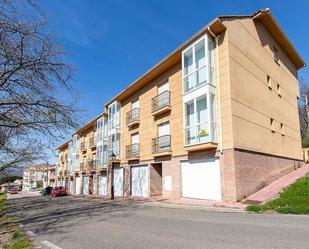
left=89, top=137, right=96, bottom=149
left=87, top=160, right=96, bottom=171
left=152, top=135, right=172, bottom=157
left=80, top=142, right=87, bottom=152
left=152, top=91, right=171, bottom=116
left=126, top=108, right=140, bottom=127
left=80, top=162, right=85, bottom=171
left=184, top=122, right=218, bottom=151
left=126, top=143, right=140, bottom=160
left=95, top=159, right=107, bottom=170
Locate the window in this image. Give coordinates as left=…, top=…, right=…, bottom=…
left=158, top=80, right=169, bottom=94
left=270, top=118, right=275, bottom=132
left=108, top=102, right=121, bottom=129
left=185, top=95, right=209, bottom=145
left=267, top=75, right=272, bottom=89
left=277, top=83, right=281, bottom=97
left=182, top=36, right=214, bottom=93
left=132, top=99, right=139, bottom=110
left=280, top=123, right=285, bottom=136
left=273, top=46, right=279, bottom=63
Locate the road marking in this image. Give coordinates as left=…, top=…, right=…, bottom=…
left=41, top=240, right=62, bottom=249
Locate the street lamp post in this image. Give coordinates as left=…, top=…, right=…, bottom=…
left=110, top=152, right=116, bottom=200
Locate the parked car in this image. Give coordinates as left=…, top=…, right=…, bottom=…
left=30, top=187, right=36, bottom=192
left=51, top=187, right=67, bottom=197
left=41, top=186, right=53, bottom=196
left=9, top=189, right=18, bottom=194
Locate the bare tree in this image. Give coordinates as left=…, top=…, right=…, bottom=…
left=298, top=78, right=309, bottom=147
left=0, top=0, right=80, bottom=172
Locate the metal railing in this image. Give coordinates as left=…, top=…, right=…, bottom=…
left=88, top=137, right=96, bottom=148
left=152, top=91, right=170, bottom=113
left=152, top=135, right=171, bottom=154
left=183, top=65, right=215, bottom=94
left=126, top=143, right=140, bottom=159
left=80, top=162, right=85, bottom=171
left=80, top=142, right=86, bottom=151
left=87, top=160, right=96, bottom=169
left=184, top=122, right=217, bottom=146
left=126, top=108, right=140, bottom=125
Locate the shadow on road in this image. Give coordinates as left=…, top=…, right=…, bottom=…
left=7, top=196, right=145, bottom=237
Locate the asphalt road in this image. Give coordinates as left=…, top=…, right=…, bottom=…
left=7, top=192, right=309, bottom=249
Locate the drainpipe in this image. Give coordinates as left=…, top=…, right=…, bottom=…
left=208, top=27, right=223, bottom=154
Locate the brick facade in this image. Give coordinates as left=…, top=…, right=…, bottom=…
left=220, top=148, right=303, bottom=201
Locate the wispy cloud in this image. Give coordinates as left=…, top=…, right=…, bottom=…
left=47, top=0, right=110, bottom=47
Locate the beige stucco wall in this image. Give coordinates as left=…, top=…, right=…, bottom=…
left=120, top=63, right=186, bottom=163
left=222, top=18, right=302, bottom=160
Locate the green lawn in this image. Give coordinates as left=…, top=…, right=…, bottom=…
left=246, top=176, right=309, bottom=214
left=0, top=192, right=32, bottom=249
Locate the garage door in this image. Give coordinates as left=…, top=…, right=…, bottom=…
left=83, top=176, right=89, bottom=195
left=113, top=167, right=123, bottom=196
left=98, top=175, right=107, bottom=196
left=75, top=176, right=81, bottom=195
left=181, top=159, right=221, bottom=200
left=131, top=165, right=149, bottom=197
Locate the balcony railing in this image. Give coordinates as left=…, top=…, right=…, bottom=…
left=89, top=137, right=96, bottom=148
left=80, top=142, right=86, bottom=151
left=87, top=160, right=96, bottom=169
left=184, top=122, right=217, bottom=146
left=126, top=108, right=140, bottom=126
left=152, top=91, right=171, bottom=113
left=126, top=143, right=140, bottom=159
left=152, top=135, right=171, bottom=154
left=80, top=162, right=85, bottom=171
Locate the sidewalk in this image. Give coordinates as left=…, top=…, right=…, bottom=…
left=148, top=198, right=246, bottom=213
left=244, top=164, right=309, bottom=204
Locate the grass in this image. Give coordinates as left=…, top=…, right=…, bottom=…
left=246, top=176, right=309, bottom=214
left=0, top=192, right=32, bottom=249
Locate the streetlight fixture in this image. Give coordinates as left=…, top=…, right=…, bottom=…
left=110, top=152, right=116, bottom=200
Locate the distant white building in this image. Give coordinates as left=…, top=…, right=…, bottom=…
left=22, top=164, right=48, bottom=191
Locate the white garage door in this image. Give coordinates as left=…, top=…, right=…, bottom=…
left=181, top=159, right=221, bottom=200
left=131, top=165, right=149, bottom=197
left=113, top=167, right=123, bottom=196
left=75, top=176, right=81, bottom=195
left=83, top=176, right=89, bottom=195
left=98, top=175, right=107, bottom=196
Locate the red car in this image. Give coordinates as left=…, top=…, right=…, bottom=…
left=9, top=189, right=18, bottom=194
left=51, top=187, right=67, bottom=197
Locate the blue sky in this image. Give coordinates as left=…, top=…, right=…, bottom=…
left=40, top=0, right=309, bottom=162
left=41, top=0, right=309, bottom=123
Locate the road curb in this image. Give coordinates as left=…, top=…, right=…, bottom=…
left=141, top=201, right=245, bottom=213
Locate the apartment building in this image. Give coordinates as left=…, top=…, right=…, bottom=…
left=47, top=165, right=57, bottom=187
left=57, top=9, right=305, bottom=202
left=22, top=164, right=48, bottom=191
left=56, top=142, right=69, bottom=189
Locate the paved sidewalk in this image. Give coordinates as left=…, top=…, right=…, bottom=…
left=244, top=164, right=309, bottom=204
left=147, top=199, right=245, bottom=212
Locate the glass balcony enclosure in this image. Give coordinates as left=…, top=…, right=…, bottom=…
left=182, top=35, right=217, bottom=147
left=183, top=35, right=215, bottom=94
left=96, top=117, right=108, bottom=168
left=107, top=101, right=121, bottom=160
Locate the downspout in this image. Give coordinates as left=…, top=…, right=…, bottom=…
left=207, top=27, right=223, bottom=154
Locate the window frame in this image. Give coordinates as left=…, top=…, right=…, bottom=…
left=182, top=35, right=214, bottom=95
